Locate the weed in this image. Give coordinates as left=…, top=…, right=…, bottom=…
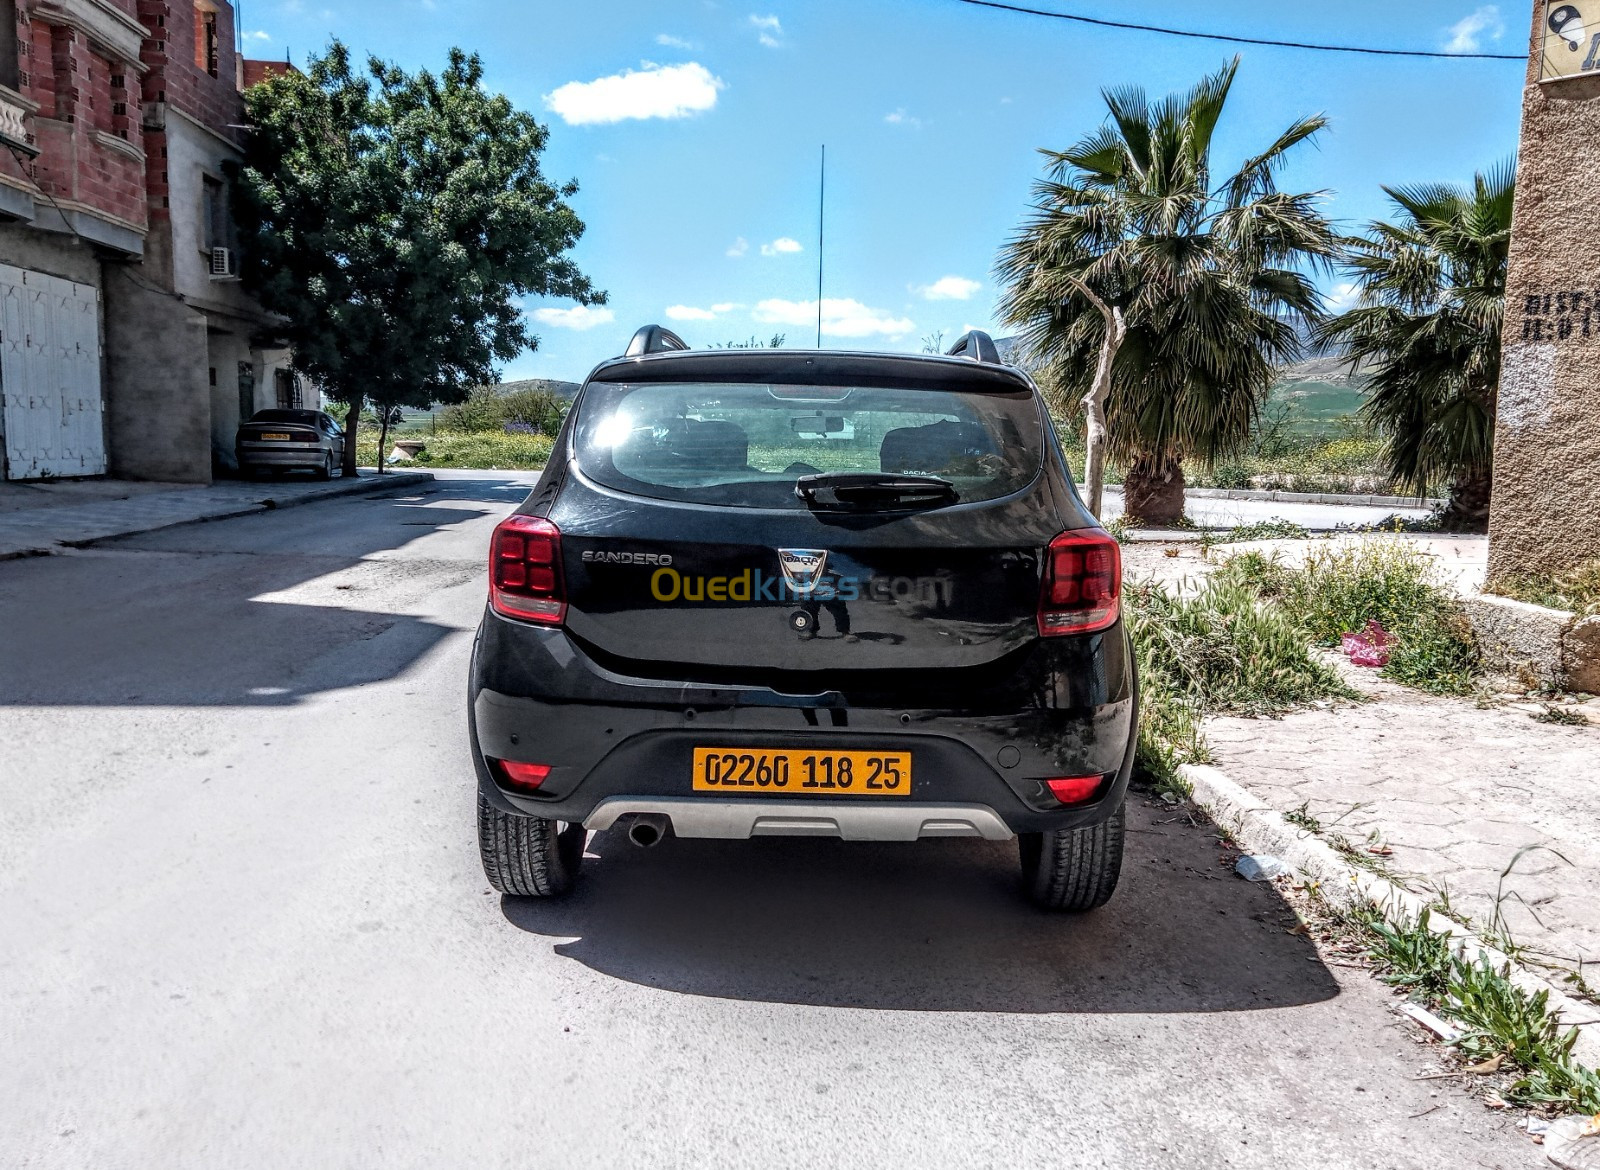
left=1492, top=559, right=1600, bottom=618
left=1359, top=906, right=1600, bottom=1113
left=1219, top=540, right=1481, bottom=695
left=1223, top=518, right=1311, bottom=543
left=1534, top=705, right=1589, bottom=726
left=357, top=429, right=554, bottom=470
left=1365, top=907, right=1454, bottom=1000
left=1283, top=801, right=1322, bottom=833
left=1126, top=576, right=1354, bottom=794
left=1125, top=579, right=1357, bottom=718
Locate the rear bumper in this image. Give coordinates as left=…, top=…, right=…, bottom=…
left=586, top=797, right=1015, bottom=841
left=470, top=610, right=1137, bottom=837
left=237, top=443, right=325, bottom=468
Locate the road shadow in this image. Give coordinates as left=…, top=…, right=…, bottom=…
left=0, top=479, right=518, bottom=707
left=500, top=799, right=1339, bottom=1014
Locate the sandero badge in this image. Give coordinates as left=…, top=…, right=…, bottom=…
left=777, top=548, right=828, bottom=594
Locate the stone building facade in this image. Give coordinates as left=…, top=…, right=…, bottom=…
left=1489, top=0, right=1600, bottom=577
left=0, top=0, right=297, bottom=483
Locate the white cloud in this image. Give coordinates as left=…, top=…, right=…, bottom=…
left=243, top=29, right=271, bottom=42
left=749, top=13, right=783, bottom=47
left=760, top=237, right=803, bottom=257
left=726, top=237, right=749, bottom=258
left=885, top=108, right=921, bottom=128
left=530, top=305, right=616, bottom=331
left=655, top=33, right=695, bottom=49
left=754, top=298, right=914, bottom=339
left=544, top=62, right=724, bottom=126
left=711, top=302, right=741, bottom=313
left=665, top=304, right=718, bottom=321
left=1326, top=281, right=1361, bottom=312
left=1444, top=5, right=1504, bottom=52
left=915, top=275, right=981, bottom=301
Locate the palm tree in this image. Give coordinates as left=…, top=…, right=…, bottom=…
left=997, top=59, right=1339, bottom=525
left=1315, top=164, right=1513, bottom=531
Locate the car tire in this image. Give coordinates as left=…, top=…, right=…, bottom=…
left=1018, top=800, right=1125, bottom=912
left=477, top=789, right=585, bottom=897
left=315, top=452, right=333, bottom=480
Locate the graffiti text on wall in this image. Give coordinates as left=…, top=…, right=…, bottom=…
left=1520, top=290, right=1598, bottom=341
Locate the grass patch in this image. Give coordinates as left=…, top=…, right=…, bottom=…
left=1492, top=558, right=1600, bottom=618
left=1360, top=908, right=1600, bottom=1112
left=1223, top=518, right=1310, bottom=542
left=1534, top=706, right=1589, bottom=726
left=1126, top=575, right=1355, bottom=793
left=357, top=429, right=553, bottom=470
left=1214, top=541, right=1482, bottom=695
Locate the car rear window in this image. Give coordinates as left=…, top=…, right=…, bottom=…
left=573, top=381, right=1043, bottom=509
left=250, top=410, right=322, bottom=425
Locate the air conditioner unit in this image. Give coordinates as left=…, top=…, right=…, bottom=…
left=209, top=247, right=239, bottom=280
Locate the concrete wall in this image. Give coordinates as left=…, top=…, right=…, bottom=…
left=102, top=266, right=211, bottom=482
left=1488, top=2, right=1600, bottom=579
left=0, top=219, right=101, bottom=285
left=163, top=109, right=256, bottom=313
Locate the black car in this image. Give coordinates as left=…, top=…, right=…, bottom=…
left=469, top=326, right=1137, bottom=911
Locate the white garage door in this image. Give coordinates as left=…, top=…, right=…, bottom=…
left=0, top=264, right=106, bottom=480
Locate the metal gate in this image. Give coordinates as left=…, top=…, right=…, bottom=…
left=0, top=264, right=106, bottom=479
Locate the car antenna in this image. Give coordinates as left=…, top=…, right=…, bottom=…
left=816, top=144, right=825, bottom=349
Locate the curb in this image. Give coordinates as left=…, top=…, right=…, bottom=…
left=1105, top=485, right=1443, bottom=509
left=1181, top=761, right=1600, bottom=1071
left=1, top=471, right=435, bottom=560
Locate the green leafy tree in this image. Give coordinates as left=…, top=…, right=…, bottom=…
left=997, top=59, right=1339, bottom=524
left=1315, top=164, right=1514, bottom=531
left=232, top=43, right=604, bottom=474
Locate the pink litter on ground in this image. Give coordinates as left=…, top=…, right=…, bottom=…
left=1341, top=620, right=1392, bottom=667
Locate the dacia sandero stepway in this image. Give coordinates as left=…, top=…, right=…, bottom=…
left=469, top=326, right=1137, bottom=911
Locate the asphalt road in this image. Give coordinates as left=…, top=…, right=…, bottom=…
left=1, top=471, right=1531, bottom=1169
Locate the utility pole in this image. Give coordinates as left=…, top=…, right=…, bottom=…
left=816, top=145, right=825, bottom=348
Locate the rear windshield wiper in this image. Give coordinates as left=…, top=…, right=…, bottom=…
left=795, top=472, right=959, bottom=512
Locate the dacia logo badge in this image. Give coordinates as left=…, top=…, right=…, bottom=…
left=777, top=548, right=828, bottom=594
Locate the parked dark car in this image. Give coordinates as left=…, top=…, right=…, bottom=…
left=236, top=408, right=345, bottom=479
left=469, top=326, right=1137, bottom=911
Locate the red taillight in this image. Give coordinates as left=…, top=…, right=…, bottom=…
left=1038, top=528, right=1121, bottom=636
left=491, top=758, right=552, bottom=792
left=490, top=515, right=566, bottom=625
left=1045, top=774, right=1107, bottom=805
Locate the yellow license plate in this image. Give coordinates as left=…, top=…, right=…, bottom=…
left=260, top=432, right=291, bottom=440
left=692, top=748, right=911, bottom=796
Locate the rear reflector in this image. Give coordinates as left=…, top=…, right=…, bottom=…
left=1045, top=775, right=1107, bottom=805
left=1038, top=528, right=1121, bottom=636
left=491, top=759, right=552, bottom=792
left=489, top=515, right=566, bottom=625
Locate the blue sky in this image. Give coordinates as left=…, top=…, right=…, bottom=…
left=243, top=0, right=1528, bottom=382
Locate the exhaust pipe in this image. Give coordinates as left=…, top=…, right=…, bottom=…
left=627, top=814, right=670, bottom=849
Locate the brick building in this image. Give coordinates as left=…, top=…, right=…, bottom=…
left=0, top=0, right=298, bottom=483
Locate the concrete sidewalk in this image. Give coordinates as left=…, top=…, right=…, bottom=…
left=0, top=471, right=435, bottom=560
left=1207, top=669, right=1600, bottom=989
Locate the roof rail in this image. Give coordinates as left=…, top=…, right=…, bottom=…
left=624, top=324, right=690, bottom=358
left=945, top=330, right=1002, bottom=365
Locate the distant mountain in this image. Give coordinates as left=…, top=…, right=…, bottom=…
left=1279, top=353, right=1367, bottom=386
